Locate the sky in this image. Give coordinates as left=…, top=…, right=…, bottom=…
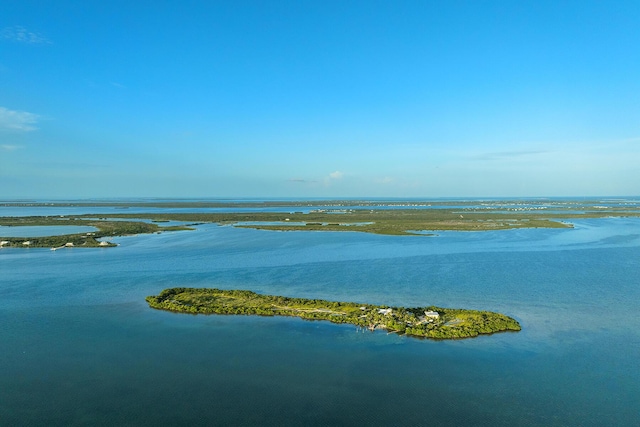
left=1, top=0, right=639, bottom=199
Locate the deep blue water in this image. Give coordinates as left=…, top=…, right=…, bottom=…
left=1, top=209, right=639, bottom=426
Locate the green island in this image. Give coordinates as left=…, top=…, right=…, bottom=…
left=146, top=288, right=521, bottom=339
left=0, top=216, right=195, bottom=248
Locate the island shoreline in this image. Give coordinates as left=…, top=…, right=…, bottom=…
left=146, top=288, right=522, bottom=340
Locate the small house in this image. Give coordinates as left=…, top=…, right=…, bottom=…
left=424, top=310, right=440, bottom=320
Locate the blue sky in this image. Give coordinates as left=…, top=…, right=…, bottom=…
left=1, top=1, right=639, bottom=199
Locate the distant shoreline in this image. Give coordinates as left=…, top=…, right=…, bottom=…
left=1, top=198, right=639, bottom=244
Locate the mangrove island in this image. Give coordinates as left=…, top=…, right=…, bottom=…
left=146, top=288, right=521, bottom=339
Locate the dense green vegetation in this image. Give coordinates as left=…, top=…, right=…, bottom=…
left=146, top=288, right=521, bottom=339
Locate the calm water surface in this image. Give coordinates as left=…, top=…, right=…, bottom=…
left=1, top=210, right=639, bottom=426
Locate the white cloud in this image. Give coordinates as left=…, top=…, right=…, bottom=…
left=0, top=107, right=40, bottom=131
left=322, top=170, right=346, bottom=187
left=1, top=26, right=51, bottom=44
left=375, top=176, right=394, bottom=184
left=1, top=144, right=22, bottom=151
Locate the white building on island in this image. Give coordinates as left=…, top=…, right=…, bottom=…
left=424, top=310, right=440, bottom=320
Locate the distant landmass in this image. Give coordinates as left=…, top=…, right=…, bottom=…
left=2, top=199, right=639, bottom=246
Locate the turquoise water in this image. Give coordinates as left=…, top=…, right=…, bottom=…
left=1, top=211, right=639, bottom=425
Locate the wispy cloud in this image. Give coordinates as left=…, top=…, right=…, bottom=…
left=0, top=107, right=40, bottom=132
left=288, top=178, right=317, bottom=184
left=27, top=160, right=110, bottom=170
left=288, top=171, right=345, bottom=186
left=1, top=26, right=51, bottom=44
left=328, top=170, right=343, bottom=180
left=322, top=170, right=345, bottom=187
left=374, top=176, right=394, bottom=184
left=619, top=136, right=640, bottom=145
left=1, top=144, right=22, bottom=151
left=472, top=150, right=550, bottom=160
